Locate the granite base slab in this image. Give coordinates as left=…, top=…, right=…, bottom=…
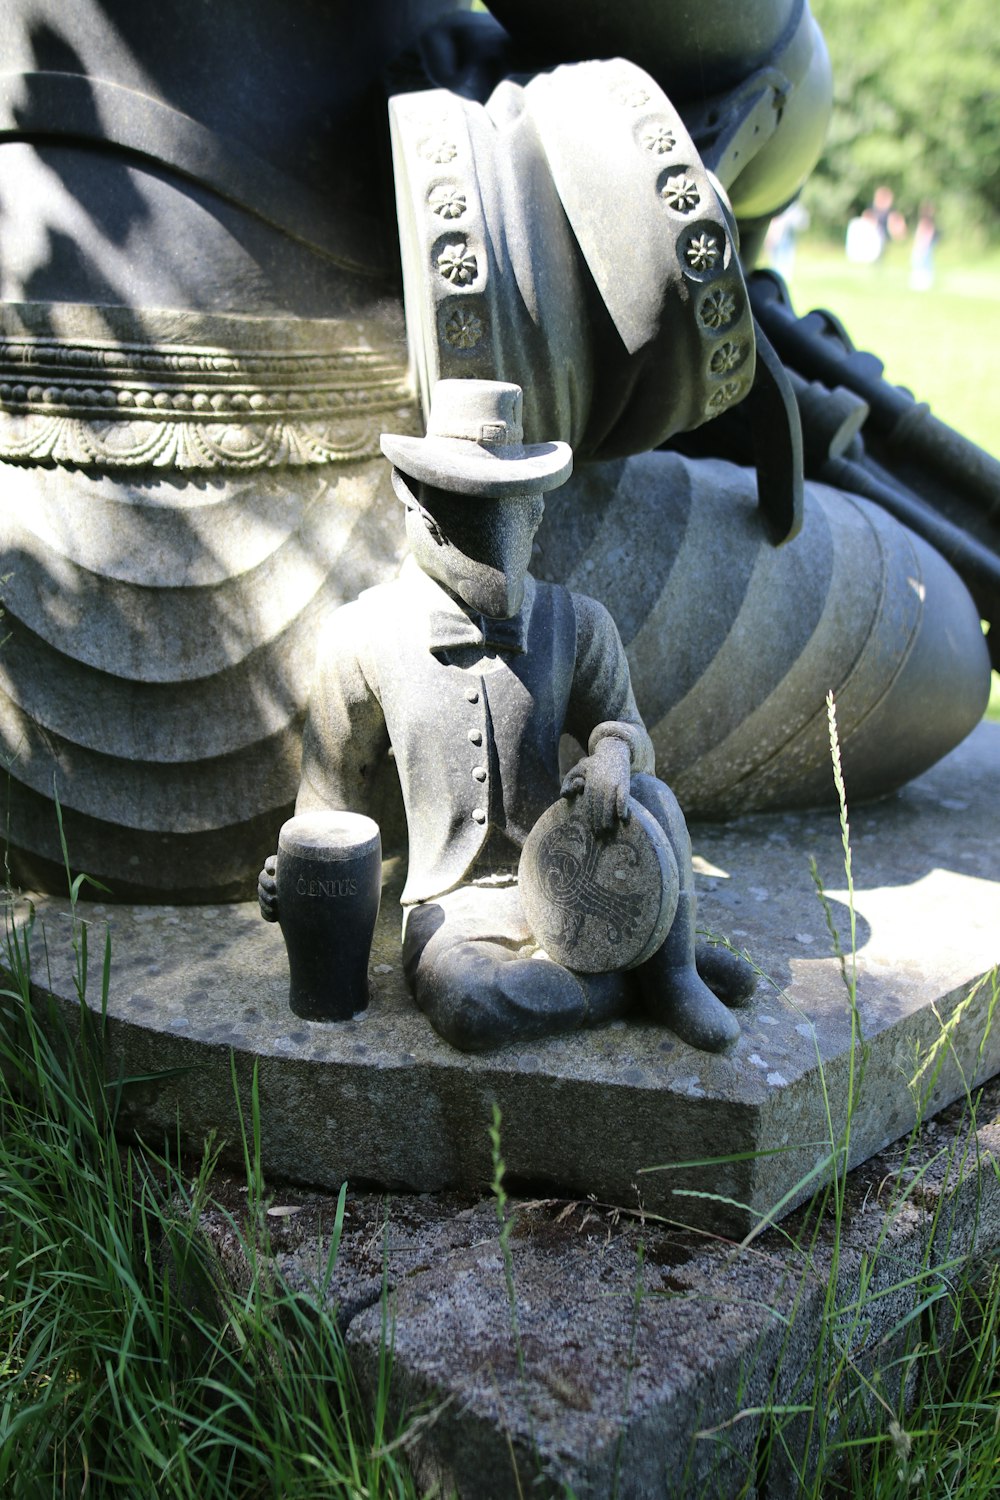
left=4, top=722, right=999, bottom=1237
left=196, top=1078, right=1000, bottom=1499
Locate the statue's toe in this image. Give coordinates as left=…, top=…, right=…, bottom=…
left=696, top=940, right=758, bottom=1008
left=644, top=966, right=742, bottom=1052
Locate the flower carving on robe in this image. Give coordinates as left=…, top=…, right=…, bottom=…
left=640, top=124, right=677, bottom=155
left=429, top=185, right=468, bottom=220
left=419, top=137, right=458, bottom=165
left=437, top=243, right=479, bottom=286
left=709, top=341, right=745, bottom=374
left=661, top=175, right=700, bottom=214
left=685, top=234, right=721, bottom=272
left=613, top=84, right=650, bottom=108
left=699, top=289, right=737, bottom=328
left=708, top=380, right=743, bottom=410
left=443, top=309, right=484, bottom=349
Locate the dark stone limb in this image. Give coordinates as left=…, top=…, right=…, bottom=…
left=628, top=773, right=692, bottom=875
left=403, top=891, right=628, bottom=1052
left=633, top=892, right=741, bottom=1052
left=411, top=942, right=629, bottom=1053
left=694, top=940, right=758, bottom=1009
left=627, top=774, right=743, bottom=1050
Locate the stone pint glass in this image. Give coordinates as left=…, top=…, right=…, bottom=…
left=275, top=811, right=381, bottom=1020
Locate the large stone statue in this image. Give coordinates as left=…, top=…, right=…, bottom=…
left=259, top=379, right=756, bottom=1052
left=0, top=0, right=992, bottom=902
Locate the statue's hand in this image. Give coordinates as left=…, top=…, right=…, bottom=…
left=560, top=736, right=631, bottom=834
left=258, top=854, right=279, bottom=921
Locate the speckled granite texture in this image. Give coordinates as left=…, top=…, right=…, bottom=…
left=5, top=721, right=998, bottom=1235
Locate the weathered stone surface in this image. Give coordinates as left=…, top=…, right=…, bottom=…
left=0, top=0, right=449, bottom=903
left=196, top=1076, right=1000, bottom=1499
left=6, top=721, right=999, bottom=1237
left=320, top=375, right=730, bottom=1055
left=0, top=440, right=415, bottom=902
left=389, top=62, right=754, bottom=456
left=0, top=0, right=991, bottom=913
left=519, top=795, right=679, bottom=973
left=349, top=1108, right=1000, bottom=1499
left=540, top=455, right=991, bottom=817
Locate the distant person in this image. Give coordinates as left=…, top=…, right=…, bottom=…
left=870, top=184, right=906, bottom=259
left=764, top=200, right=810, bottom=278
left=846, top=208, right=882, bottom=264
left=910, top=202, right=938, bottom=291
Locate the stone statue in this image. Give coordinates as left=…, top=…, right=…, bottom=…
left=0, top=1, right=992, bottom=903
left=259, top=380, right=756, bottom=1052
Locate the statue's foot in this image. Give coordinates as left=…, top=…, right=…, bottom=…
left=641, top=966, right=741, bottom=1052
left=414, top=942, right=629, bottom=1052
left=695, top=941, right=758, bottom=1009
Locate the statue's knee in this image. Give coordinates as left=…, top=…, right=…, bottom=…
left=630, top=771, right=679, bottom=817
left=413, top=942, right=511, bottom=1052
left=431, top=992, right=508, bottom=1052
left=630, top=773, right=688, bottom=845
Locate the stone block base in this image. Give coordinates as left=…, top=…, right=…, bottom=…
left=5, top=722, right=999, bottom=1237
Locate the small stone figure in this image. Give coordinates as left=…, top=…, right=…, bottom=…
left=260, top=379, right=755, bottom=1051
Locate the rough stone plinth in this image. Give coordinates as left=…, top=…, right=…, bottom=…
left=5, top=722, right=999, bottom=1237
left=196, top=1076, right=1000, bottom=1499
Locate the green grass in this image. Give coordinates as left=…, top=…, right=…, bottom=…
left=768, top=716, right=1000, bottom=1497
left=768, top=240, right=1000, bottom=720
left=1, top=747, right=998, bottom=1496
left=6, top=925, right=997, bottom=1500
left=1, top=177, right=997, bottom=1500
left=487, top=695, right=1000, bottom=1498
left=663, top=695, right=1000, bottom=1496
left=771, top=240, right=1000, bottom=461
left=0, top=896, right=421, bottom=1499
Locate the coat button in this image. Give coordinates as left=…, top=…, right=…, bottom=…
left=472, top=807, right=487, bottom=824
left=472, top=766, right=487, bottom=782
left=468, top=729, right=483, bottom=745
left=465, top=687, right=479, bottom=703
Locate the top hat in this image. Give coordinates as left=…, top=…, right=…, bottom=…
left=380, top=379, right=573, bottom=498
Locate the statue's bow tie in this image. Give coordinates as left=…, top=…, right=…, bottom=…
left=428, top=608, right=526, bottom=655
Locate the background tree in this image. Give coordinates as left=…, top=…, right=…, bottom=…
left=805, top=0, right=999, bottom=240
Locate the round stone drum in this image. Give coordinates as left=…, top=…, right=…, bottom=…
left=519, top=797, right=679, bottom=973
left=275, top=811, right=382, bottom=1021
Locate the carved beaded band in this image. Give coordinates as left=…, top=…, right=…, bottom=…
left=607, top=71, right=753, bottom=409
left=0, top=303, right=413, bottom=470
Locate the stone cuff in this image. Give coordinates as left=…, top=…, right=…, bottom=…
left=588, top=720, right=655, bottom=775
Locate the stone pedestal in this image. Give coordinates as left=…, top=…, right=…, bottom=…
left=5, top=721, right=999, bottom=1237
left=196, top=1078, right=1000, bottom=1499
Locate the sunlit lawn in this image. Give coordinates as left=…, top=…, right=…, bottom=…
left=773, top=240, right=1000, bottom=461
left=770, top=238, right=1000, bottom=718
